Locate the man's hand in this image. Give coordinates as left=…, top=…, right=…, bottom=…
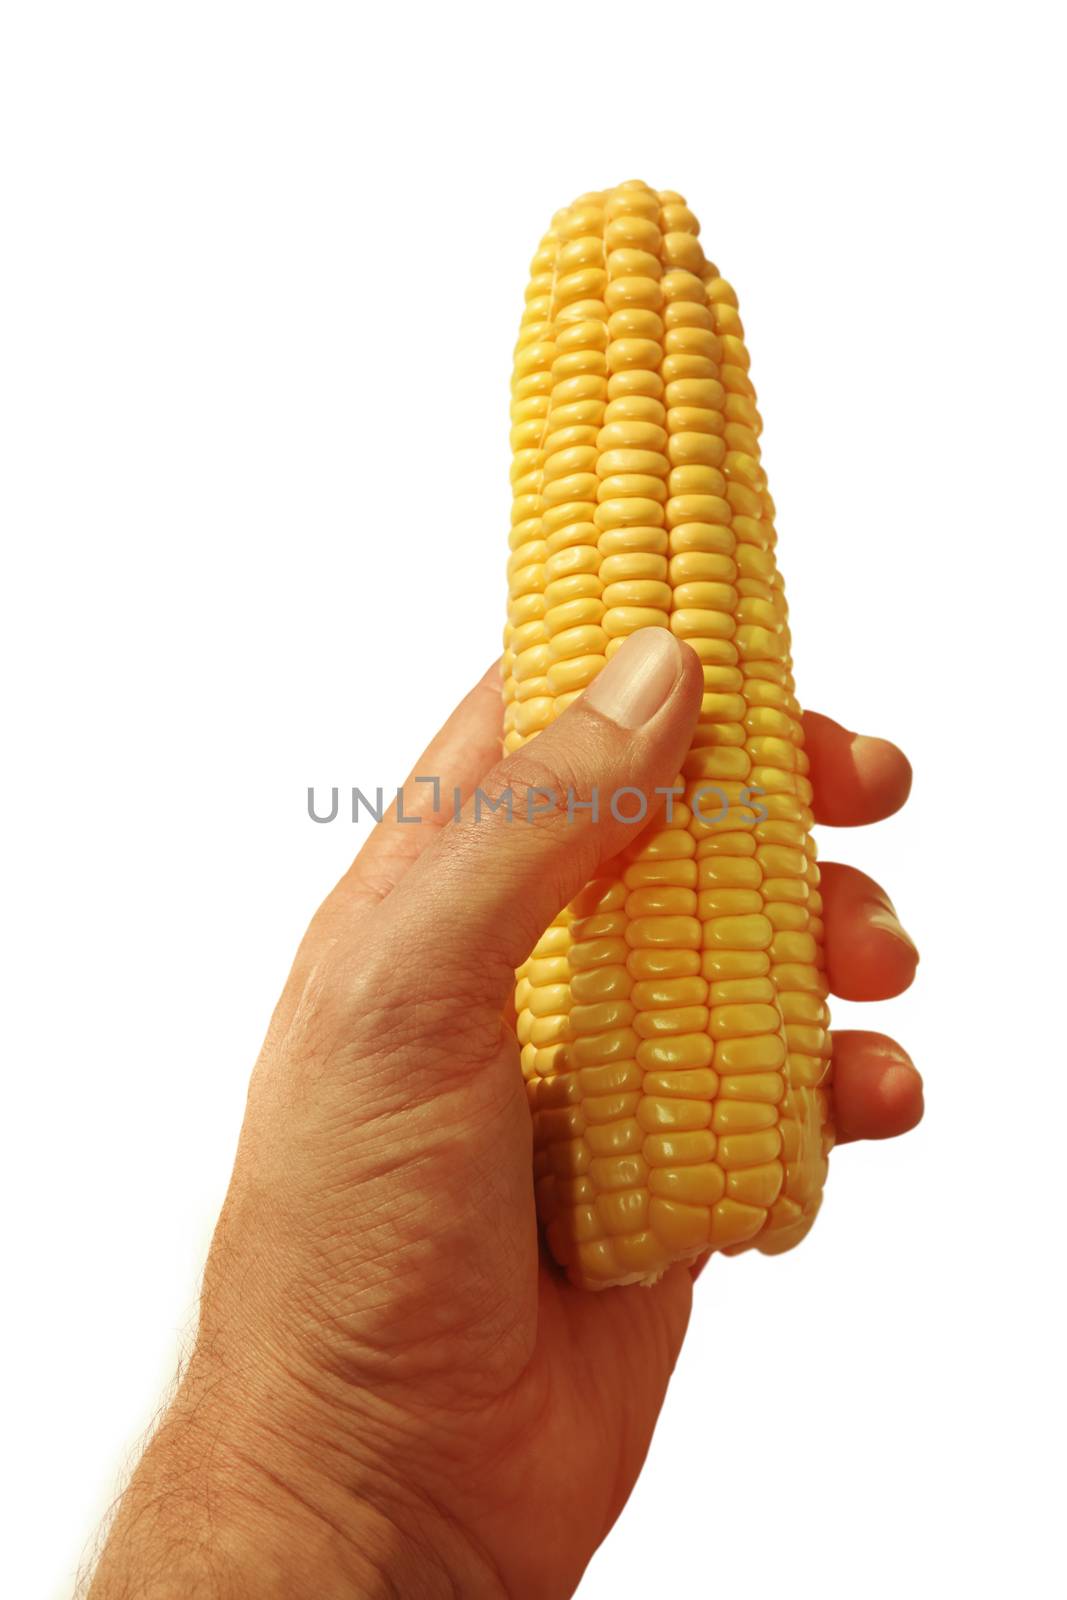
left=89, top=631, right=921, bottom=1599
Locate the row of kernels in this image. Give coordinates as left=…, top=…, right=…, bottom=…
left=536, top=326, right=610, bottom=718
left=665, top=367, right=738, bottom=715
left=534, top=350, right=668, bottom=675
left=518, top=913, right=575, bottom=1082
left=563, top=1189, right=769, bottom=1285
left=505, top=379, right=552, bottom=748
left=542, top=1159, right=782, bottom=1270
left=757, top=661, right=830, bottom=1236
left=586, top=198, right=672, bottom=659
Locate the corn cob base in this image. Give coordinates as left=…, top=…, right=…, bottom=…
left=504, top=182, right=833, bottom=1289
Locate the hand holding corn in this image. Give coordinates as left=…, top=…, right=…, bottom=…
left=89, top=640, right=920, bottom=1599
left=90, top=184, right=920, bottom=1599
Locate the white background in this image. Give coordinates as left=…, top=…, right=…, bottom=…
left=2, top=3, right=1064, bottom=1596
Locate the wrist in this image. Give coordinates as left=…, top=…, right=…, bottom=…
left=88, top=1350, right=504, bottom=1599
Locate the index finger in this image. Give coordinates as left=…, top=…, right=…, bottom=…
left=803, top=711, right=912, bottom=827
left=339, top=659, right=504, bottom=906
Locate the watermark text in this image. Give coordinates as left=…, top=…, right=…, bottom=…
left=307, top=780, right=768, bottom=827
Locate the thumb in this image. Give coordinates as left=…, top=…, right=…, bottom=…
left=394, top=629, right=703, bottom=990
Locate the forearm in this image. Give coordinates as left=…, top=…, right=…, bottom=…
left=86, top=1356, right=502, bottom=1600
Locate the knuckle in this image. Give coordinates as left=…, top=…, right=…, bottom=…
left=486, top=740, right=599, bottom=829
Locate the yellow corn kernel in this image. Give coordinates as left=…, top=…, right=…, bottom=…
left=643, top=1130, right=715, bottom=1169
left=649, top=1164, right=726, bottom=1206
left=727, top=1162, right=785, bottom=1208
left=586, top=1118, right=643, bottom=1156
left=649, top=1197, right=710, bottom=1252
left=636, top=1096, right=713, bottom=1133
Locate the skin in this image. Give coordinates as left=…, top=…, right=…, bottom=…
left=87, top=637, right=921, bottom=1599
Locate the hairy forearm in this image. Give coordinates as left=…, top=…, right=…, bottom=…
left=87, top=1389, right=388, bottom=1598
left=86, top=1356, right=502, bottom=1600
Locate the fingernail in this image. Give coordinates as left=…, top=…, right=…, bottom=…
left=871, top=1039, right=918, bottom=1071
left=882, top=1062, right=924, bottom=1124
left=851, top=733, right=913, bottom=796
left=868, top=907, right=919, bottom=959
left=583, top=630, right=683, bottom=729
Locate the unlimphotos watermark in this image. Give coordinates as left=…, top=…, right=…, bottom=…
left=307, top=779, right=768, bottom=827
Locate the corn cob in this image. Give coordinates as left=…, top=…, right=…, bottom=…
left=505, top=181, right=833, bottom=1289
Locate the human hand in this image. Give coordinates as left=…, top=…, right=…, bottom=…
left=89, top=631, right=921, bottom=1599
